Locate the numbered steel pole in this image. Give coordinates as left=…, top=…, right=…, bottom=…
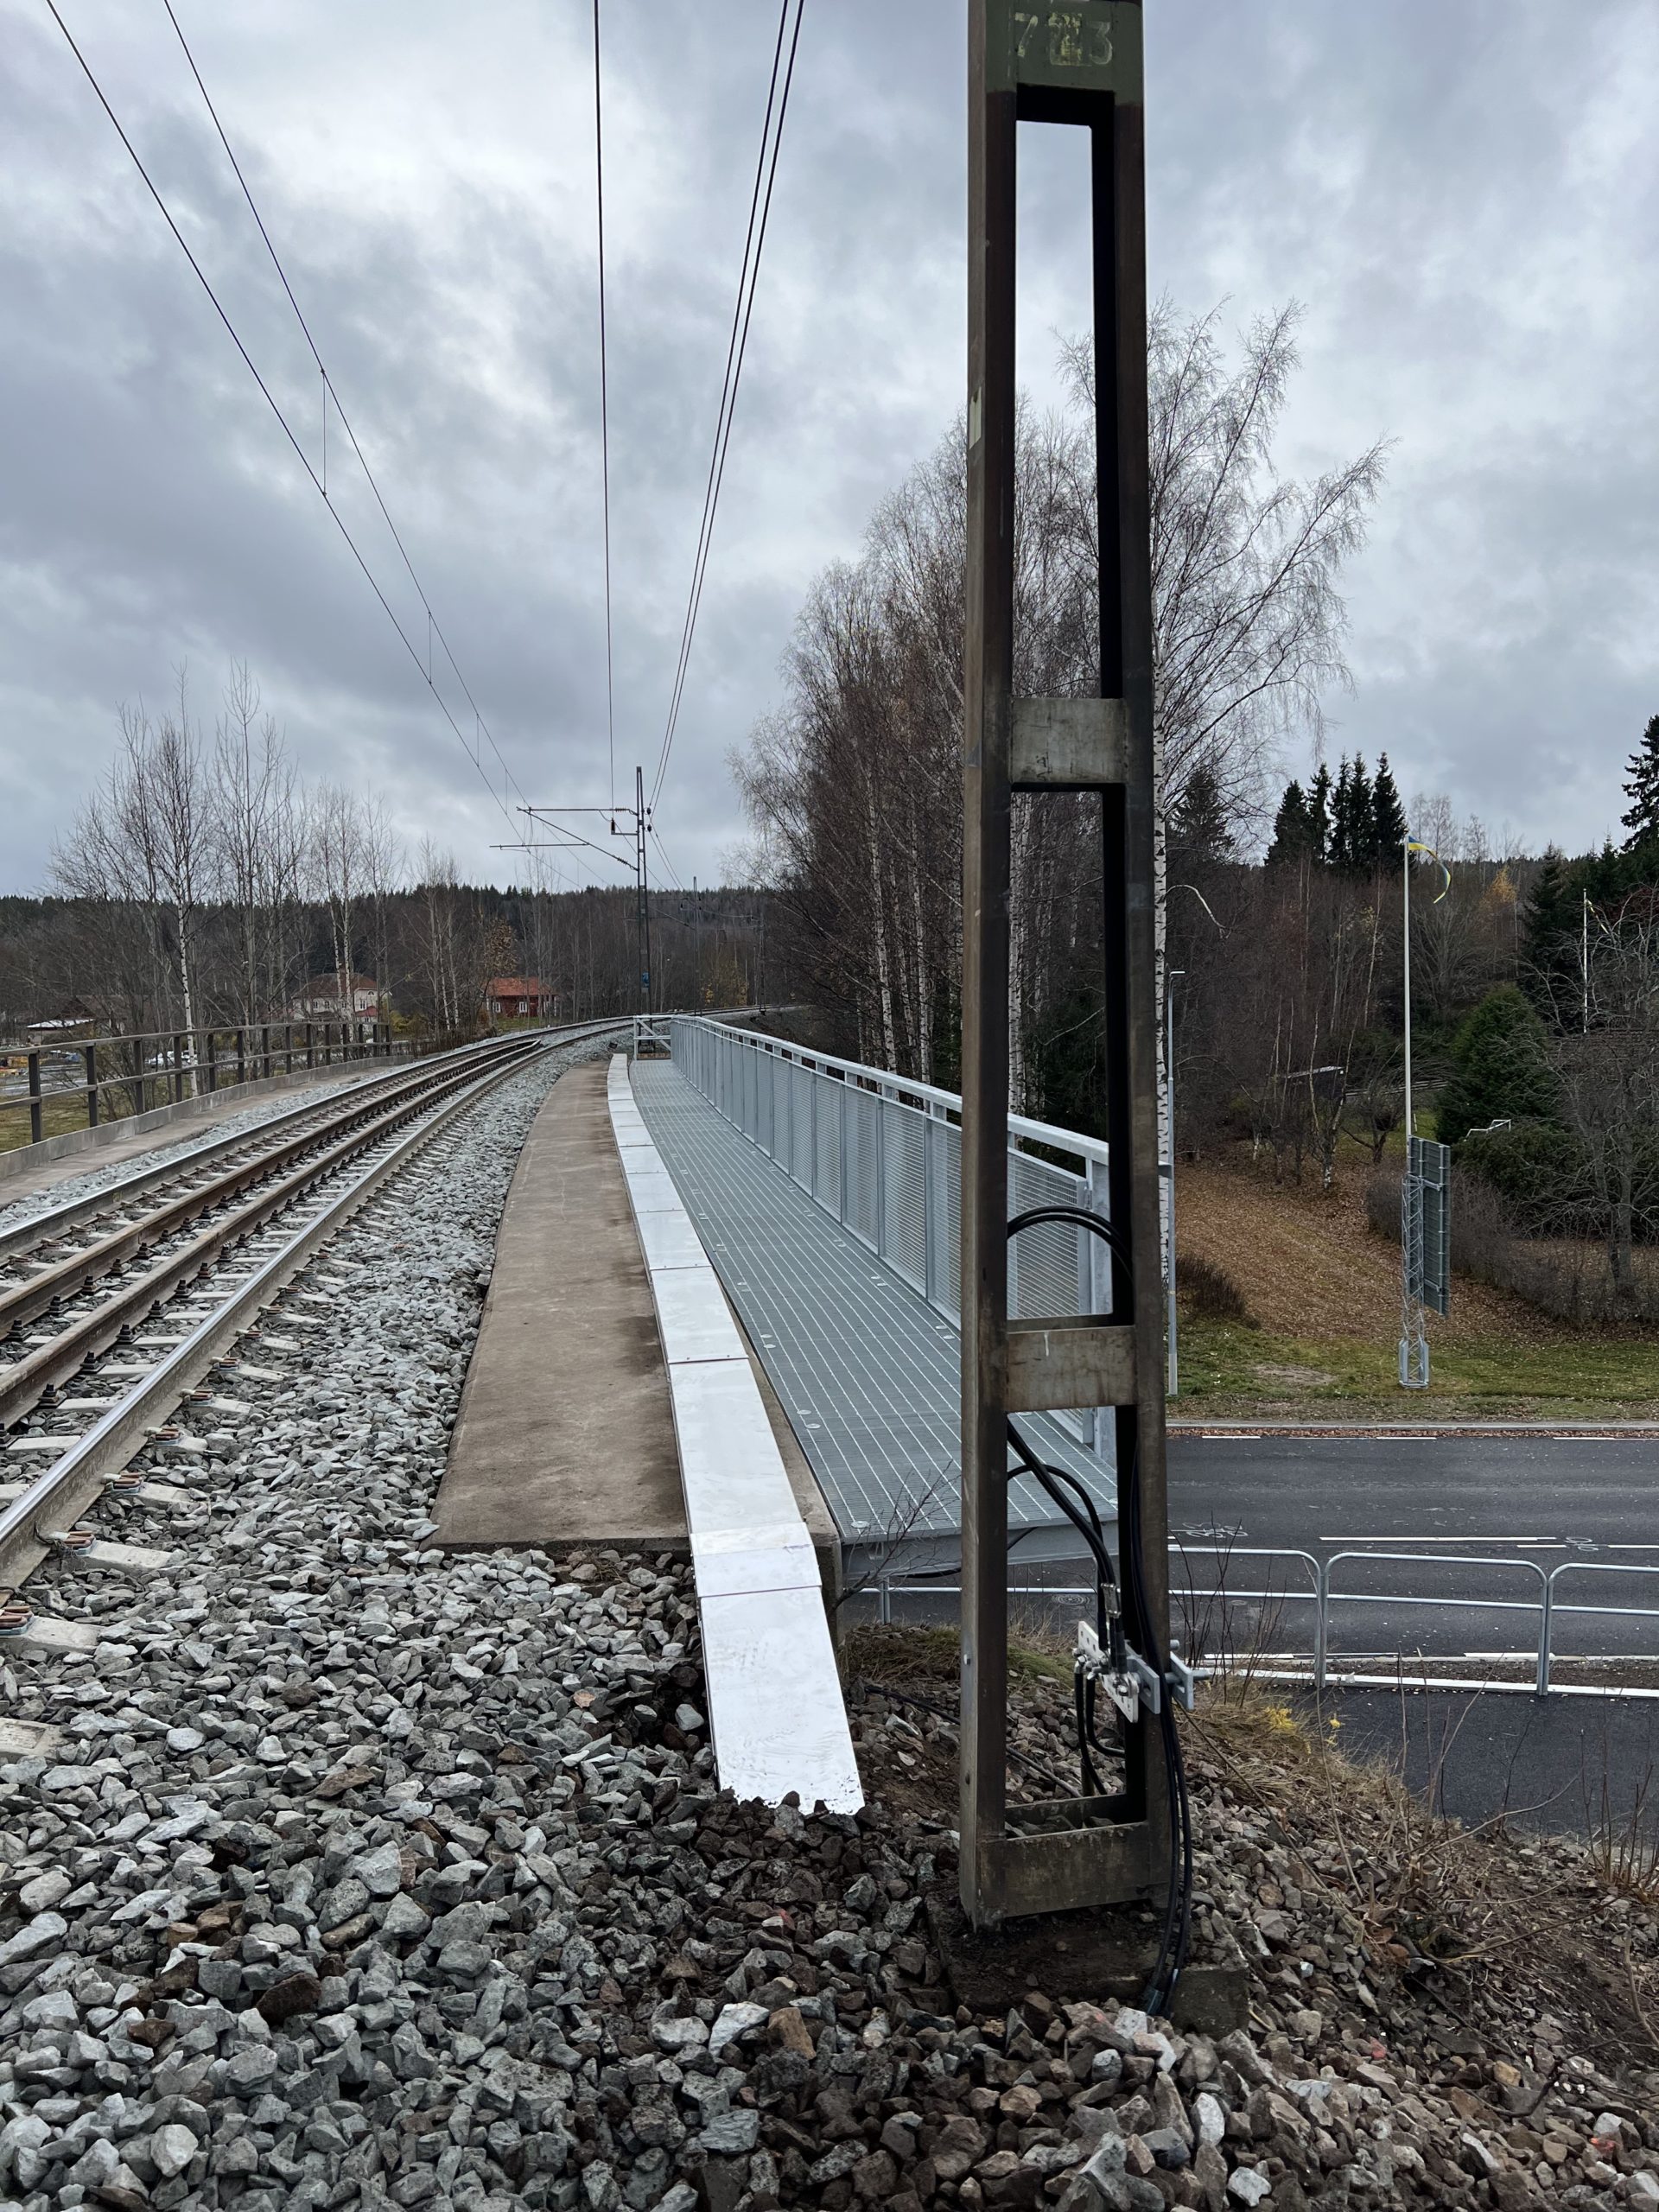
left=960, top=0, right=1169, bottom=1926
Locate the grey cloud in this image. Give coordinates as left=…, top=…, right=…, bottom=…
left=1, top=0, right=1655, bottom=896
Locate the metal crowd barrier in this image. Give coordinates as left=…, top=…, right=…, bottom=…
left=661, top=1014, right=1112, bottom=1456
left=869, top=1546, right=1659, bottom=1702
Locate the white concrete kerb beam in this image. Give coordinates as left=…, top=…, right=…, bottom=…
left=607, top=1052, right=861, bottom=1814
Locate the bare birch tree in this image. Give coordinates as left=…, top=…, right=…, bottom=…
left=53, top=678, right=216, bottom=1040
left=308, top=784, right=369, bottom=1015
left=213, top=664, right=306, bottom=1026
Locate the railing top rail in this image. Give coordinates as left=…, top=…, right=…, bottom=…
left=667, top=1012, right=1111, bottom=1171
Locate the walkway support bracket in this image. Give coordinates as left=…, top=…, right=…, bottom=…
left=960, top=0, right=1168, bottom=1926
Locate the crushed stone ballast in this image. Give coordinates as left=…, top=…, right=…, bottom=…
left=0, top=1028, right=626, bottom=1693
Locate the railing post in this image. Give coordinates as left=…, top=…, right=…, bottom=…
left=205, top=1030, right=217, bottom=1094
left=876, top=1088, right=889, bottom=1260
left=923, top=1109, right=936, bottom=1307
left=235, top=1027, right=246, bottom=1085
left=172, top=1033, right=185, bottom=1104
left=1313, top=1557, right=1329, bottom=1694
left=27, top=1050, right=41, bottom=1147
left=306, top=1020, right=315, bottom=1071
left=1536, top=1570, right=1555, bottom=1698
left=838, top=1078, right=849, bottom=1230
left=85, top=1041, right=99, bottom=1129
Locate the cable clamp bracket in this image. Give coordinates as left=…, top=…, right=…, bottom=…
left=1077, top=1624, right=1197, bottom=1719
left=1076, top=1619, right=1160, bottom=1722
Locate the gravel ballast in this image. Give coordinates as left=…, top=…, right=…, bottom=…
left=2, top=1040, right=1657, bottom=2212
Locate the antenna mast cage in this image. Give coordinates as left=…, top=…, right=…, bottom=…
left=959, top=0, right=1170, bottom=1925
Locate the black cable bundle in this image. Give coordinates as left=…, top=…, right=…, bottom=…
left=1004, top=1203, right=1195, bottom=2017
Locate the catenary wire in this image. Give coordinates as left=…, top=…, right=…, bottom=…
left=54, top=0, right=560, bottom=878
left=592, top=0, right=617, bottom=811
left=649, top=826, right=683, bottom=892
left=505, top=817, right=635, bottom=873
left=161, top=0, right=537, bottom=848
left=650, top=0, right=804, bottom=816
left=652, top=0, right=787, bottom=791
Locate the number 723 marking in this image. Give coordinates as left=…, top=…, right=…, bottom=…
left=1012, top=9, right=1114, bottom=69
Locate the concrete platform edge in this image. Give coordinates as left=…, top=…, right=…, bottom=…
left=609, top=1051, right=861, bottom=1814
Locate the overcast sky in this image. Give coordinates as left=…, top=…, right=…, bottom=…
left=3, top=1, right=1656, bottom=895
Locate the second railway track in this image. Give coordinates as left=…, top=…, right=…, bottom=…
left=0, top=1021, right=624, bottom=1680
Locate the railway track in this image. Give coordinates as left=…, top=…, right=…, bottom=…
left=0, top=1021, right=624, bottom=1670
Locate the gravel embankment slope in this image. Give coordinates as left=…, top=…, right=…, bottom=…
left=1, top=1044, right=1656, bottom=2212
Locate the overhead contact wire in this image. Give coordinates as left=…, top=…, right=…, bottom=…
left=593, top=0, right=617, bottom=812
left=651, top=0, right=804, bottom=815
left=162, top=0, right=535, bottom=840
left=56, top=0, right=558, bottom=875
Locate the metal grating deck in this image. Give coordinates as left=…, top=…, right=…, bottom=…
left=631, top=1058, right=1115, bottom=1544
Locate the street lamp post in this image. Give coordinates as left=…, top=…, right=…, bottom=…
left=1399, top=832, right=1433, bottom=1389
left=1166, top=969, right=1185, bottom=1396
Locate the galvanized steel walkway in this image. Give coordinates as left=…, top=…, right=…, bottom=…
left=631, top=1058, right=1113, bottom=1544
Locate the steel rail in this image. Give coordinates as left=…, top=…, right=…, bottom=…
left=0, top=1042, right=538, bottom=1433
left=0, top=1027, right=554, bottom=1268
left=0, top=1026, right=624, bottom=1598
left=0, top=1038, right=552, bottom=1333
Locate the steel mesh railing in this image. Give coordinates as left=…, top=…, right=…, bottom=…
left=664, top=1014, right=1114, bottom=1459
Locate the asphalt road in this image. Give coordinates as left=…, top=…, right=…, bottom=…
left=1161, top=1433, right=1659, bottom=1835
left=1166, top=1433, right=1657, bottom=1550
left=1166, top=1433, right=1659, bottom=1670
left=1313, top=1688, right=1659, bottom=1841
left=861, top=1433, right=1659, bottom=1830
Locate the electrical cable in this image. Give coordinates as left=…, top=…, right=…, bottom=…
left=649, top=825, right=684, bottom=893
left=162, top=0, right=531, bottom=825
left=591, top=0, right=617, bottom=810
left=1004, top=1199, right=1194, bottom=2015
left=1003, top=1423, right=1116, bottom=1800
left=501, top=819, right=635, bottom=872
left=1121, top=1430, right=1194, bottom=2016
left=65, top=0, right=556, bottom=877
left=649, top=0, right=804, bottom=815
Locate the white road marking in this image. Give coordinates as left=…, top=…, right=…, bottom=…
left=1322, top=1535, right=1567, bottom=1546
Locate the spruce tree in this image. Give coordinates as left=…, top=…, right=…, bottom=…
left=1329, top=759, right=1354, bottom=868
left=1621, top=713, right=1659, bottom=855
left=1436, top=984, right=1557, bottom=1146
left=1520, top=849, right=1582, bottom=1024
left=1170, top=763, right=1233, bottom=863
left=1345, top=756, right=1375, bottom=868
left=1266, top=780, right=1313, bottom=865
left=1371, top=753, right=1407, bottom=862
left=1325, top=755, right=1376, bottom=871
left=1306, top=764, right=1332, bottom=863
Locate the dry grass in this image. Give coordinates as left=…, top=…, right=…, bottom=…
left=844, top=1621, right=1659, bottom=2071
left=1192, top=1681, right=1659, bottom=2069
left=1174, top=1152, right=1659, bottom=1414
left=1178, top=1154, right=1527, bottom=1344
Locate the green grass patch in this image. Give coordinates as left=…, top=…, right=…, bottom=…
left=1176, top=1319, right=1659, bottom=1421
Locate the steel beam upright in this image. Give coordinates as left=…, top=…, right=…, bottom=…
left=960, top=0, right=1169, bottom=1927
left=633, top=765, right=653, bottom=1019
